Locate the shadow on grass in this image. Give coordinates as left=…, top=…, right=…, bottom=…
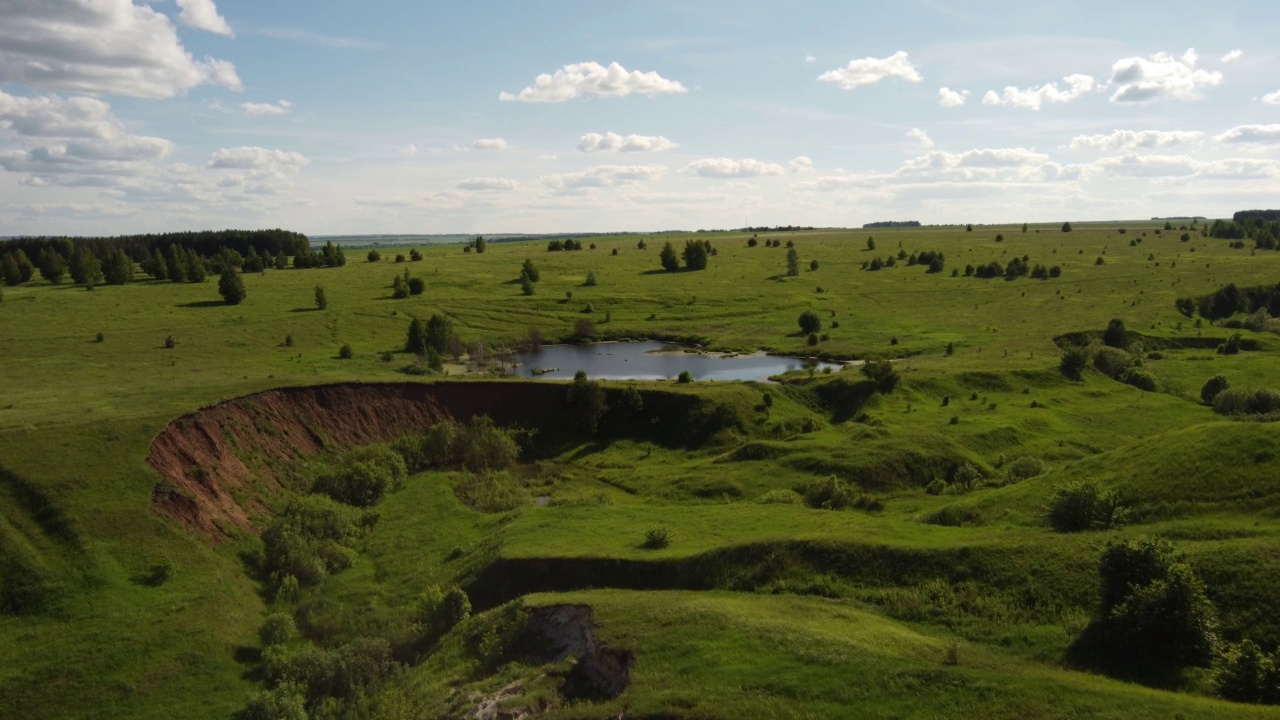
left=289, top=307, right=319, bottom=313
left=176, top=300, right=226, bottom=308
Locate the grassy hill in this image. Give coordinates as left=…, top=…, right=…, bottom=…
left=2, top=221, right=1279, bottom=718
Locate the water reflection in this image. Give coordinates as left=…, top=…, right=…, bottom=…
left=513, top=341, right=843, bottom=382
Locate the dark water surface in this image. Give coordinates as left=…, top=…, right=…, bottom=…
left=513, top=341, right=844, bottom=382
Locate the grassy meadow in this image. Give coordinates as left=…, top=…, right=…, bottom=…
left=2, top=221, right=1280, bottom=719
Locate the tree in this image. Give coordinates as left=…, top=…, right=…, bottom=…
left=37, top=248, right=66, bottom=284
left=567, top=370, right=608, bottom=434
left=218, top=267, right=246, bottom=305
left=584, top=270, right=598, bottom=286
left=102, top=249, right=133, bottom=285
left=520, top=258, right=540, bottom=283
left=474, top=236, right=486, bottom=254
left=1022, top=223, right=1029, bottom=233
left=785, top=247, right=800, bottom=277
left=408, top=277, right=425, bottom=295
left=1103, top=318, right=1127, bottom=348
left=1081, top=537, right=1219, bottom=670
left=315, top=285, right=328, bottom=310
left=367, top=248, right=381, bottom=262
left=1201, top=375, right=1230, bottom=405
left=1, top=253, right=23, bottom=286
left=392, top=274, right=409, bottom=299
left=659, top=242, right=680, bottom=272
left=243, top=246, right=265, bottom=273
left=520, top=275, right=534, bottom=296
left=405, top=318, right=427, bottom=354
left=425, top=314, right=454, bottom=354
left=70, top=249, right=103, bottom=289
left=1059, top=346, right=1091, bottom=380
left=4, top=249, right=34, bottom=285
left=866, top=237, right=876, bottom=251
left=809, top=259, right=819, bottom=271
left=682, top=239, right=709, bottom=270
left=165, top=246, right=185, bottom=282
left=637, top=238, right=647, bottom=250
left=861, top=359, right=899, bottom=393
left=1062, top=221, right=1073, bottom=232
left=798, top=310, right=821, bottom=335
left=184, top=249, right=206, bottom=282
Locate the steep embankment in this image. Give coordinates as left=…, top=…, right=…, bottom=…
left=147, top=382, right=566, bottom=539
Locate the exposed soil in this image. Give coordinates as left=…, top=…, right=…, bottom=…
left=526, top=604, right=634, bottom=700
left=146, top=381, right=572, bottom=540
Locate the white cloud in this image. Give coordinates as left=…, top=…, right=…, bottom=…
left=683, top=158, right=786, bottom=178
left=804, top=54, right=816, bottom=63
left=1221, top=49, right=1243, bottom=63
left=981, top=74, right=1095, bottom=110
left=1107, top=49, right=1222, bottom=104
left=499, top=61, right=686, bottom=102
left=818, top=51, right=922, bottom=90
left=1093, top=153, right=1198, bottom=177
left=1213, top=124, right=1280, bottom=144
left=457, top=177, right=519, bottom=191
left=400, top=144, right=419, bottom=157
left=788, top=156, right=814, bottom=173
left=472, top=138, right=508, bottom=150
left=1261, top=90, right=1280, bottom=105
left=175, top=0, right=232, bottom=36
left=1069, top=129, right=1204, bottom=151
left=0, top=89, right=173, bottom=181
left=904, top=147, right=1051, bottom=171
left=241, top=100, right=293, bottom=116
left=938, top=87, right=969, bottom=107
left=906, top=128, right=934, bottom=148
left=541, top=164, right=665, bottom=189
left=577, top=132, right=677, bottom=153
left=208, top=147, right=309, bottom=170
left=0, top=0, right=242, bottom=98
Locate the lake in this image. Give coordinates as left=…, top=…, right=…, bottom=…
left=513, top=341, right=844, bottom=382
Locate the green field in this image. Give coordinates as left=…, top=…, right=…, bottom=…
left=2, top=221, right=1280, bottom=719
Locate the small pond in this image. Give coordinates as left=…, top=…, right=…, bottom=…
left=513, top=341, right=844, bottom=382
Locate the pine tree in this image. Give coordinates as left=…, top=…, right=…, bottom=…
left=786, top=248, right=800, bottom=276
left=405, top=318, right=427, bottom=354
left=425, top=314, right=454, bottom=354
left=659, top=242, right=679, bottom=272
left=185, top=249, right=207, bottom=282
left=38, top=248, right=67, bottom=284
left=392, top=274, right=408, bottom=299
left=314, top=285, right=328, bottom=310
left=520, top=258, right=540, bottom=283
left=218, top=267, right=246, bottom=305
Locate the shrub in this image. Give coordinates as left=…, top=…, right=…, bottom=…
left=260, top=613, right=297, bottom=647
left=804, top=475, right=853, bottom=510
left=456, top=416, right=520, bottom=473
left=757, top=489, right=801, bottom=504
left=1119, top=367, right=1158, bottom=392
left=520, top=275, right=534, bottom=295
left=314, top=285, right=327, bottom=310
left=1103, top=318, right=1127, bottom=348
left=164, top=335, right=177, bottom=349
left=786, top=248, right=800, bottom=276
left=1212, top=640, right=1280, bottom=704
left=643, top=527, right=672, bottom=549
left=1004, top=456, right=1047, bottom=483
left=860, top=359, right=899, bottom=393
left=1045, top=478, right=1127, bottom=532
left=1095, top=256, right=1105, bottom=265
left=391, top=275, right=408, bottom=299
left=573, top=318, right=597, bottom=341
left=218, top=267, right=246, bottom=305
left=1087, top=537, right=1219, bottom=669
left=659, top=242, right=680, bottom=272
left=239, top=683, right=308, bottom=720
left=809, top=259, right=819, bottom=271
left=807, top=333, right=818, bottom=346
left=1092, top=347, right=1135, bottom=379
left=682, top=239, right=710, bottom=270
left=677, top=370, right=693, bottom=384
left=953, top=462, right=982, bottom=490
left=1218, top=333, right=1243, bottom=355
left=312, top=446, right=407, bottom=507
left=338, top=344, right=353, bottom=359
left=1062, top=221, right=1073, bottom=232
left=1059, top=346, right=1091, bottom=380
left=584, top=270, right=598, bottom=286
left=407, top=277, right=425, bottom=295
left=798, top=310, right=821, bottom=335
left=366, top=249, right=380, bottom=262
left=455, top=471, right=528, bottom=512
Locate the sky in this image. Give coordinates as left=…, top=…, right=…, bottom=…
left=0, top=0, right=1278, bottom=236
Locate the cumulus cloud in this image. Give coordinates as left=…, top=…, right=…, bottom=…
left=981, top=75, right=1095, bottom=110
left=175, top=0, right=233, bottom=36
left=1090, top=153, right=1278, bottom=180
left=242, top=100, right=293, bottom=116
left=906, top=128, right=934, bottom=148
left=1069, top=129, right=1204, bottom=151
left=1261, top=90, right=1280, bottom=105
left=938, top=87, right=969, bottom=107
left=0, top=89, right=173, bottom=181
left=457, top=177, right=519, bottom=191
left=400, top=144, right=419, bottom=157
left=472, top=138, right=508, bottom=150
left=1221, top=49, right=1243, bottom=63
left=804, top=54, right=816, bottom=63
left=1213, top=124, right=1280, bottom=144
left=499, top=61, right=686, bottom=103
left=818, top=51, right=922, bottom=90
left=207, top=147, right=309, bottom=170
left=788, top=156, right=814, bottom=173
left=683, top=158, right=786, bottom=178
left=0, top=0, right=242, bottom=98
left=1107, top=49, right=1222, bottom=104
left=577, top=132, right=677, bottom=153
left=541, top=164, right=665, bottom=190
left=904, top=147, right=1051, bottom=171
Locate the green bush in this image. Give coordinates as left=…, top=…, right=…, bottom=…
left=677, top=370, right=693, bottom=384
left=1059, top=345, right=1091, bottom=380
left=953, top=462, right=982, bottom=490
left=454, top=471, right=529, bottom=512
left=1003, top=456, right=1047, bottom=483
left=312, top=445, right=407, bottom=507
left=1119, top=367, right=1158, bottom=392
left=238, top=682, right=308, bottom=720
left=1045, top=478, right=1127, bottom=532
left=804, top=475, right=853, bottom=510
left=757, top=488, right=801, bottom=504
left=1213, top=639, right=1280, bottom=704
left=260, top=612, right=297, bottom=647
left=338, top=344, right=353, bottom=359
left=643, top=527, right=672, bottom=549
left=1200, top=375, right=1230, bottom=405
left=261, top=495, right=368, bottom=586
left=798, top=310, right=821, bottom=335
left=1092, top=346, right=1135, bottom=379
left=860, top=359, right=899, bottom=393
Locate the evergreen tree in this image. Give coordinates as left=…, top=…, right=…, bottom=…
left=786, top=247, right=800, bottom=276
left=392, top=274, right=409, bottom=299
left=659, top=241, right=679, bottom=272
left=184, top=249, right=207, bottom=282
left=425, top=314, right=454, bottom=354
left=315, top=285, right=328, bottom=310
left=274, top=251, right=289, bottom=270
left=218, top=266, right=246, bottom=305
left=71, top=250, right=103, bottom=289
left=367, top=248, right=381, bottom=262
left=474, top=236, right=487, bottom=254
left=10, top=249, right=34, bottom=283
left=682, top=239, right=709, bottom=270
left=38, top=247, right=67, bottom=284
left=1062, top=221, right=1073, bottom=232
left=520, top=258, right=540, bottom=283
left=102, top=249, right=133, bottom=285
left=1, top=252, right=22, bottom=286
left=520, top=275, right=534, bottom=296
left=405, top=318, right=427, bottom=354
left=243, top=246, right=264, bottom=273
left=166, top=245, right=185, bottom=282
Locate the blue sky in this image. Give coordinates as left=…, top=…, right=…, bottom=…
left=1, top=0, right=1278, bottom=235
